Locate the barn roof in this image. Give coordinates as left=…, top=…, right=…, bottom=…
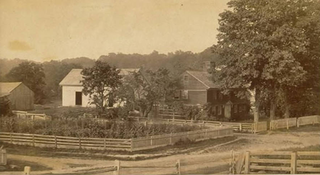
left=59, top=68, right=139, bottom=86
left=185, top=71, right=219, bottom=88
left=0, top=82, right=22, bottom=97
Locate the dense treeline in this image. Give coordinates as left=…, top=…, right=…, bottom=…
left=0, top=49, right=218, bottom=103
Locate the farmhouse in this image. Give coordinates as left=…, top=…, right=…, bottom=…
left=0, top=82, right=34, bottom=110
left=177, top=69, right=250, bottom=120
left=59, top=68, right=138, bottom=107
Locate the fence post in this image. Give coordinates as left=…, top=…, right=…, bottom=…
left=176, top=159, right=181, bottom=175
left=239, top=123, right=242, bottom=132
left=54, top=135, right=57, bottom=148
left=24, top=166, right=31, bottom=175
left=79, top=137, right=82, bottom=149
left=104, top=138, right=106, bottom=150
left=297, top=118, right=300, bottom=128
left=1, top=149, right=7, bottom=165
left=130, top=138, right=133, bottom=152
left=150, top=136, right=153, bottom=146
left=244, top=151, right=250, bottom=174
left=114, top=160, right=120, bottom=175
left=291, top=152, right=297, bottom=174
left=10, top=132, right=12, bottom=144
left=32, top=134, right=35, bottom=147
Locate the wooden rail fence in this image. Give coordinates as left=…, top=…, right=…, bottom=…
left=235, top=151, right=320, bottom=174
left=12, top=110, right=49, bottom=120
left=0, top=126, right=233, bottom=151
left=270, top=115, right=320, bottom=130
left=166, top=119, right=268, bottom=133
left=0, top=132, right=132, bottom=151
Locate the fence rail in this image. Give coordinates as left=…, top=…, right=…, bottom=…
left=237, top=151, right=320, bottom=174
left=0, top=132, right=132, bottom=151
left=0, top=126, right=233, bottom=151
left=166, top=119, right=268, bottom=133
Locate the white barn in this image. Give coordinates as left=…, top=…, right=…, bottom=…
left=59, top=68, right=138, bottom=107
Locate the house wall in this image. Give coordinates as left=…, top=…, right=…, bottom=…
left=62, top=86, right=92, bottom=107
left=9, top=84, right=34, bottom=110
left=182, top=72, right=208, bottom=90
left=207, top=88, right=250, bottom=120
left=185, top=90, right=207, bottom=105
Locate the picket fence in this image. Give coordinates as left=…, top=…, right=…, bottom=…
left=12, top=110, right=49, bottom=120
left=0, top=127, right=233, bottom=152
left=270, top=115, right=320, bottom=130
left=235, top=151, right=320, bottom=174
left=166, top=119, right=268, bottom=133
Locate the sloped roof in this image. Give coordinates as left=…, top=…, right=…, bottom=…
left=186, top=71, right=219, bottom=88
left=0, top=82, right=22, bottom=97
left=59, top=68, right=140, bottom=86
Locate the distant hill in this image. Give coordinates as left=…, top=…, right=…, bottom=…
left=60, top=57, right=95, bottom=68
left=0, top=58, right=29, bottom=76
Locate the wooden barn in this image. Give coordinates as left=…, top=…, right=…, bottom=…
left=176, top=70, right=250, bottom=120
left=0, top=82, right=34, bottom=110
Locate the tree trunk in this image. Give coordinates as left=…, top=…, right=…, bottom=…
left=284, top=103, right=290, bottom=118
left=249, top=88, right=260, bottom=123
left=270, top=101, right=276, bottom=120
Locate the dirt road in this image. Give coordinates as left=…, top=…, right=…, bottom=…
left=4, top=128, right=320, bottom=175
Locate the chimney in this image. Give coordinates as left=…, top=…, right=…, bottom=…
left=202, top=61, right=216, bottom=72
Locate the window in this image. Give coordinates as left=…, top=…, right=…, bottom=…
left=174, top=90, right=181, bottom=99
left=181, top=90, right=188, bottom=99
left=75, top=92, right=82, bottom=105
left=217, top=105, right=222, bottom=115
left=213, top=91, right=217, bottom=100
left=234, top=104, right=238, bottom=113
left=218, top=91, right=223, bottom=100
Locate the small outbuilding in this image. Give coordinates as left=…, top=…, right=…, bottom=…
left=59, top=69, right=138, bottom=107
left=0, top=82, right=34, bottom=110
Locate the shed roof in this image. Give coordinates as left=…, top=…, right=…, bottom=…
left=0, top=82, right=22, bottom=96
left=185, top=71, right=219, bottom=89
left=59, top=68, right=139, bottom=86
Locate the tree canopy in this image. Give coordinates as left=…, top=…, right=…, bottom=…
left=213, top=0, right=320, bottom=121
left=81, top=61, right=123, bottom=115
left=120, top=68, right=181, bottom=118
left=6, top=61, right=46, bottom=104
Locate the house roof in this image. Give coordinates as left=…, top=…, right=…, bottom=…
left=59, top=68, right=140, bottom=86
left=185, top=71, right=219, bottom=88
left=0, top=82, right=22, bottom=97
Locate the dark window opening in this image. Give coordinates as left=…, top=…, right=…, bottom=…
left=75, top=92, right=82, bottom=105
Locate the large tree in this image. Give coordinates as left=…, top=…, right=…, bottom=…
left=213, top=0, right=320, bottom=122
left=81, top=61, right=122, bottom=115
left=6, top=61, right=46, bottom=104
left=119, top=68, right=181, bottom=118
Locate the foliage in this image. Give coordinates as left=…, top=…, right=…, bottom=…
left=0, top=96, right=11, bottom=116
left=5, top=61, right=46, bottom=104
left=0, top=117, right=203, bottom=139
left=120, top=68, right=181, bottom=118
left=42, top=60, right=82, bottom=100
left=213, top=0, right=320, bottom=121
left=81, top=61, right=123, bottom=115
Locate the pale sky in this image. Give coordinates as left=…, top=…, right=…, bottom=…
left=0, top=0, right=229, bottom=62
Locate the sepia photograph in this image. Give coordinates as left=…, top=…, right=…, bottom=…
left=0, top=0, right=320, bottom=174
